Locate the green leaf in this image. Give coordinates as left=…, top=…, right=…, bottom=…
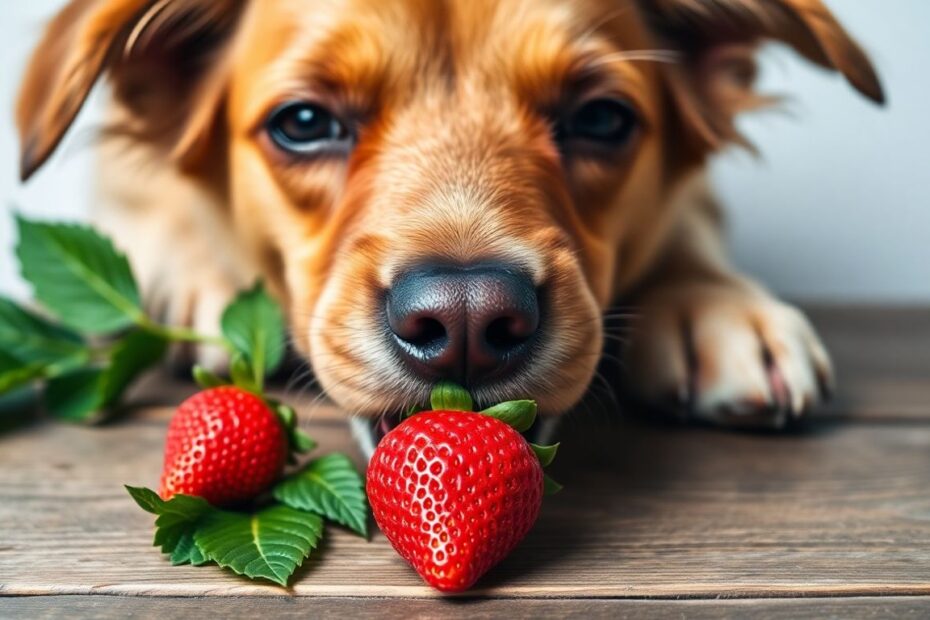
left=152, top=494, right=215, bottom=555
left=270, top=401, right=317, bottom=456
left=273, top=453, right=368, bottom=537
left=221, top=283, right=285, bottom=390
left=125, top=487, right=214, bottom=557
left=229, top=352, right=259, bottom=393
left=15, top=216, right=144, bottom=333
left=195, top=505, right=323, bottom=586
left=192, top=365, right=228, bottom=390
left=45, top=330, right=168, bottom=421
left=101, top=329, right=169, bottom=402
left=480, top=400, right=537, bottom=432
left=275, top=403, right=296, bottom=428
left=0, top=299, right=90, bottom=395
left=170, top=531, right=209, bottom=566
left=44, top=368, right=107, bottom=422
left=126, top=485, right=164, bottom=514
left=543, top=474, right=563, bottom=496
left=530, top=442, right=559, bottom=467
left=0, top=350, right=46, bottom=394
left=291, top=428, right=318, bottom=454
left=430, top=381, right=473, bottom=412
left=0, top=298, right=88, bottom=368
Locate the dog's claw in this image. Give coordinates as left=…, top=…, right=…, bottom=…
left=625, top=285, right=832, bottom=430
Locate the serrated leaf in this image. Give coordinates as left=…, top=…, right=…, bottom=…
left=430, top=381, right=473, bottom=412
left=273, top=453, right=368, bottom=536
left=152, top=494, right=214, bottom=555
left=45, top=330, right=167, bottom=421
left=192, top=365, right=228, bottom=389
left=530, top=442, right=559, bottom=467
left=125, top=487, right=214, bottom=558
left=15, top=216, right=144, bottom=333
left=221, top=284, right=284, bottom=390
left=195, top=505, right=323, bottom=586
left=170, top=531, right=209, bottom=566
left=480, top=400, right=537, bottom=432
left=0, top=298, right=88, bottom=368
left=543, top=474, right=563, bottom=495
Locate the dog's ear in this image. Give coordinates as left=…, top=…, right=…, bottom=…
left=635, top=0, right=884, bottom=150
left=16, top=0, right=245, bottom=181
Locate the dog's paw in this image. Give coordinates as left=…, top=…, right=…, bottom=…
left=624, top=282, right=834, bottom=429
left=148, top=272, right=236, bottom=373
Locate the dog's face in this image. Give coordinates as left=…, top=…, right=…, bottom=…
left=229, top=0, right=669, bottom=414
left=17, top=0, right=881, bottom=415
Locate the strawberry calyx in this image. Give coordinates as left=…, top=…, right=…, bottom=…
left=480, top=400, right=537, bottom=432
left=429, top=381, right=474, bottom=411
left=419, top=381, right=563, bottom=495
left=530, top=442, right=559, bottom=466
left=192, top=365, right=228, bottom=389
left=268, top=399, right=317, bottom=462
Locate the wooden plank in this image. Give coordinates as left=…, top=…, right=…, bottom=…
left=807, top=307, right=930, bottom=420
left=4, top=595, right=930, bottom=619
left=2, top=412, right=930, bottom=599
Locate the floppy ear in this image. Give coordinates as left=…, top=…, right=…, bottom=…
left=16, top=0, right=244, bottom=181
left=635, top=0, right=885, bottom=150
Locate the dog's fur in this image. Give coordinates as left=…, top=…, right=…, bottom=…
left=16, top=0, right=882, bottom=425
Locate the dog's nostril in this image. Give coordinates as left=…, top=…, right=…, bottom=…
left=485, top=316, right=532, bottom=351
left=386, top=263, right=540, bottom=384
left=405, top=317, right=447, bottom=348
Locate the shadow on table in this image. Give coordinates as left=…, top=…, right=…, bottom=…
left=0, top=386, right=42, bottom=435
left=472, top=394, right=849, bottom=591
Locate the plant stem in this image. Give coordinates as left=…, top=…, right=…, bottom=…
left=140, top=320, right=230, bottom=349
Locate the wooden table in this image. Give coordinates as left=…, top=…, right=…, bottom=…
left=2, top=307, right=929, bottom=618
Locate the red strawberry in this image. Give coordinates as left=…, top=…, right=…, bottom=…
left=366, top=410, right=544, bottom=592
left=159, top=386, right=287, bottom=506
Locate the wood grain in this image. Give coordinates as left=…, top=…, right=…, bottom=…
left=807, top=307, right=930, bottom=420
left=2, top=416, right=930, bottom=598
left=0, top=307, right=929, bottom=613
left=5, top=595, right=930, bottom=620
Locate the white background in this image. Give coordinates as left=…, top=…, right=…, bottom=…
left=1, top=0, right=928, bottom=302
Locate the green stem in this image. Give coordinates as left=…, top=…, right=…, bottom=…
left=139, top=320, right=230, bottom=349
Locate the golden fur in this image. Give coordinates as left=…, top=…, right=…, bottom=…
left=17, top=0, right=882, bottom=423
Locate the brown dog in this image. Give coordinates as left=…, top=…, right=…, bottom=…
left=16, top=0, right=882, bottom=425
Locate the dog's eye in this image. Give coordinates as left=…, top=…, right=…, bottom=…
left=564, top=98, right=637, bottom=146
left=266, top=102, right=350, bottom=155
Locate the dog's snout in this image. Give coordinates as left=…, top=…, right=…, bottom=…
left=386, top=264, right=540, bottom=385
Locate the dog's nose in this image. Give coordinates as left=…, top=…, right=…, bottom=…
left=386, top=264, right=540, bottom=385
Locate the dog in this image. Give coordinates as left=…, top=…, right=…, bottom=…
left=16, top=0, right=882, bottom=427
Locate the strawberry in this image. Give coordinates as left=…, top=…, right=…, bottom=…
left=159, top=386, right=288, bottom=506
left=366, top=384, right=559, bottom=592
